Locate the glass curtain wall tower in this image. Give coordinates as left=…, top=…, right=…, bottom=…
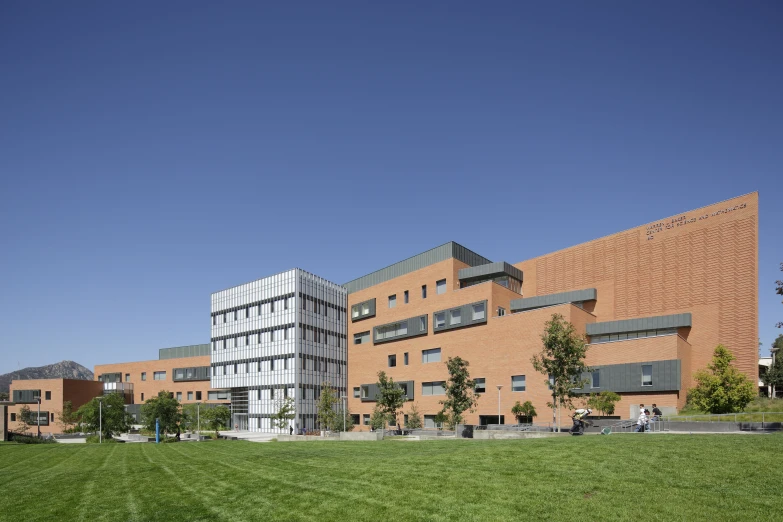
left=210, top=269, right=347, bottom=433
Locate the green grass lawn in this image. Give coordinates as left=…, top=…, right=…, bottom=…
left=1, top=435, right=781, bottom=521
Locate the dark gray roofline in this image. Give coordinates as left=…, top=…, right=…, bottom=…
left=159, top=344, right=211, bottom=360
left=586, top=313, right=692, bottom=336
left=343, top=242, right=492, bottom=294
left=458, top=262, right=523, bottom=283
left=510, top=289, right=596, bottom=313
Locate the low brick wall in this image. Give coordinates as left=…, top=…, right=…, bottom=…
left=473, top=431, right=570, bottom=440
left=340, top=432, right=383, bottom=441
left=277, top=435, right=339, bottom=442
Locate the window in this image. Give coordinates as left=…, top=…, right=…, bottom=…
left=153, top=371, right=166, bottom=381
left=11, top=413, right=16, bottom=422
left=511, top=375, right=526, bottom=392
left=642, top=365, right=653, bottom=386
left=434, top=312, right=445, bottom=328
left=375, top=322, right=408, bottom=341
left=422, top=285, right=427, bottom=298
left=176, top=392, right=182, bottom=401
left=141, top=393, right=144, bottom=401
left=124, top=374, right=130, bottom=383
left=187, top=392, right=193, bottom=401
left=436, top=279, right=447, bottom=294
left=449, top=309, right=461, bottom=325
left=498, top=307, right=506, bottom=317
left=472, top=303, right=485, bottom=320
left=474, top=378, right=486, bottom=394
left=592, top=370, right=600, bottom=388
left=51, top=413, right=55, bottom=422
left=363, top=414, right=370, bottom=426
left=404, top=352, right=409, bottom=365
left=422, top=348, right=441, bottom=363
left=196, top=391, right=202, bottom=401
left=352, top=305, right=359, bottom=318
left=45, top=391, right=51, bottom=400
left=404, top=290, right=409, bottom=304
left=141, top=372, right=146, bottom=381
left=424, top=415, right=438, bottom=429
left=388, top=354, right=397, bottom=367
left=389, top=295, right=396, bottom=308
left=422, top=382, right=446, bottom=395
left=208, top=391, right=230, bottom=400
left=212, top=315, right=216, bottom=325
left=353, top=387, right=360, bottom=398
left=361, top=385, right=369, bottom=399
left=361, top=302, right=370, bottom=315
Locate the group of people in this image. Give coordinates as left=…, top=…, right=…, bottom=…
left=635, top=403, right=663, bottom=432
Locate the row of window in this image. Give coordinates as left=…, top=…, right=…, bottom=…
left=356, top=304, right=487, bottom=345
left=212, top=357, right=340, bottom=376
left=212, top=325, right=347, bottom=351
left=353, top=374, right=527, bottom=398
left=589, top=328, right=677, bottom=344
left=212, top=293, right=347, bottom=324
left=587, top=366, right=654, bottom=388
left=120, top=371, right=165, bottom=382
left=383, top=279, right=448, bottom=310
left=434, top=303, right=485, bottom=328
left=381, top=347, right=441, bottom=368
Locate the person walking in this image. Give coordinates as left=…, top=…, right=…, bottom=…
left=635, top=408, right=647, bottom=433
left=651, top=404, right=662, bottom=421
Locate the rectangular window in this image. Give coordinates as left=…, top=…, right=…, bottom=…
left=388, top=295, right=396, bottom=308
left=212, top=315, right=216, bottom=325
left=51, top=413, right=54, bottom=422
left=592, top=370, right=600, bottom=388
left=449, top=309, right=461, bottom=325
left=124, top=374, right=130, bottom=383
left=404, top=290, right=409, bottom=304
left=141, top=393, right=144, bottom=402
left=351, top=305, right=360, bottom=318
left=434, top=312, right=445, bottom=328
left=187, top=392, right=193, bottom=401
left=422, top=285, right=427, bottom=298
left=153, top=371, right=166, bottom=381
left=419, top=317, right=426, bottom=332
left=642, top=365, right=653, bottom=386
left=436, top=279, right=446, bottom=294
left=10, top=413, right=16, bottom=422
left=472, top=303, right=485, bottom=320
left=422, top=381, right=446, bottom=396
left=196, top=391, right=202, bottom=401
left=361, top=385, right=369, bottom=399
left=404, top=352, right=409, bottom=365
left=353, top=387, right=360, bottom=398
left=388, top=354, right=397, bottom=367
left=474, top=378, right=486, bottom=394
left=176, top=392, right=182, bottom=401
left=511, top=375, right=526, bottom=392
left=497, top=307, right=506, bottom=317
left=361, top=302, right=370, bottom=315
left=422, top=348, right=441, bottom=363
left=363, top=414, right=370, bottom=426
left=45, top=391, right=51, bottom=400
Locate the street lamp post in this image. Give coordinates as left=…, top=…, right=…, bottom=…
left=33, top=395, right=41, bottom=438
left=340, top=395, right=346, bottom=432
left=96, top=396, right=105, bottom=444
left=197, top=402, right=201, bottom=441
left=496, top=385, right=503, bottom=427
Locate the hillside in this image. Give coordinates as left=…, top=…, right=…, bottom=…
left=0, top=361, right=93, bottom=393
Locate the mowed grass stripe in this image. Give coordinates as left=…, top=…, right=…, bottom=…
left=1, top=435, right=782, bottom=521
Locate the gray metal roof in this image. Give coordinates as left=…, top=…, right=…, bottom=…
left=510, top=288, right=596, bottom=312
left=458, top=261, right=523, bottom=283
left=343, top=242, right=491, bottom=294
left=586, top=313, right=692, bottom=336
left=159, top=344, right=211, bottom=360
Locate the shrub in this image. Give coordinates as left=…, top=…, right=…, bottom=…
left=86, top=435, right=120, bottom=444
left=10, top=434, right=56, bottom=444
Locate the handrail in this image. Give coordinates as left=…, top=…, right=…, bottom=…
left=665, top=412, right=783, bottom=425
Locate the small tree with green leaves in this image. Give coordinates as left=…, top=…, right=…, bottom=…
left=317, top=382, right=340, bottom=432
left=433, top=410, right=448, bottom=431
left=689, top=345, right=756, bottom=413
left=272, top=397, right=296, bottom=432
left=180, top=404, right=201, bottom=432
left=77, top=392, right=133, bottom=439
left=370, top=405, right=387, bottom=431
left=141, top=391, right=181, bottom=436
left=531, top=313, right=590, bottom=431
left=0, top=392, right=8, bottom=401
left=511, top=400, right=537, bottom=423
left=201, top=405, right=231, bottom=437
left=375, top=371, right=406, bottom=427
left=440, top=356, right=478, bottom=428
left=16, top=405, right=33, bottom=433
left=406, top=403, right=423, bottom=429
left=586, top=391, right=622, bottom=416
left=56, top=400, right=80, bottom=433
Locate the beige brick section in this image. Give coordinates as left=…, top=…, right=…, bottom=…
left=8, top=378, right=103, bottom=435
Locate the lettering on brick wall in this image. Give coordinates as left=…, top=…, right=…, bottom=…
left=646, top=202, right=747, bottom=240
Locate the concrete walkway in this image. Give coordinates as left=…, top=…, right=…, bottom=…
left=218, top=430, right=278, bottom=443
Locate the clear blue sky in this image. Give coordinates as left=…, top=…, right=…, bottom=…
left=1, top=1, right=781, bottom=373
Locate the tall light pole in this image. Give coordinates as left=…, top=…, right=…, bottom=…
left=33, top=395, right=41, bottom=438
left=97, top=396, right=104, bottom=444
left=496, top=385, right=503, bottom=427
left=340, top=395, right=346, bottom=432
left=197, top=402, right=201, bottom=441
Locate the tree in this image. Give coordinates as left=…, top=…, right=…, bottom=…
left=141, top=391, right=181, bottom=436
left=511, top=400, right=537, bottom=423
left=586, top=391, right=621, bottom=416
left=77, top=392, right=133, bottom=438
left=374, top=371, right=406, bottom=427
left=16, top=405, right=32, bottom=433
left=440, top=356, right=478, bottom=428
left=433, top=410, right=448, bottom=431
left=531, top=313, right=590, bottom=431
left=369, top=405, right=387, bottom=431
left=0, top=392, right=8, bottom=401
left=406, top=403, right=423, bottom=429
left=180, top=404, right=201, bottom=432
left=271, top=397, right=295, bottom=431
left=201, top=405, right=231, bottom=437
left=689, top=345, right=756, bottom=414
left=762, top=335, right=783, bottom=396
left=56, top=401, right=80, bottom=433
left=316, top=382, right=340, bottom=432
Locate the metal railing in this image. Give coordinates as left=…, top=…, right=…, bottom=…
left=483, top=423, right=554, bottom=432
left=665, top=412, right=783, bottom=424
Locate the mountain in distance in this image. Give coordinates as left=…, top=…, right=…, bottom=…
left=0, top=361, right=94, bottom=394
